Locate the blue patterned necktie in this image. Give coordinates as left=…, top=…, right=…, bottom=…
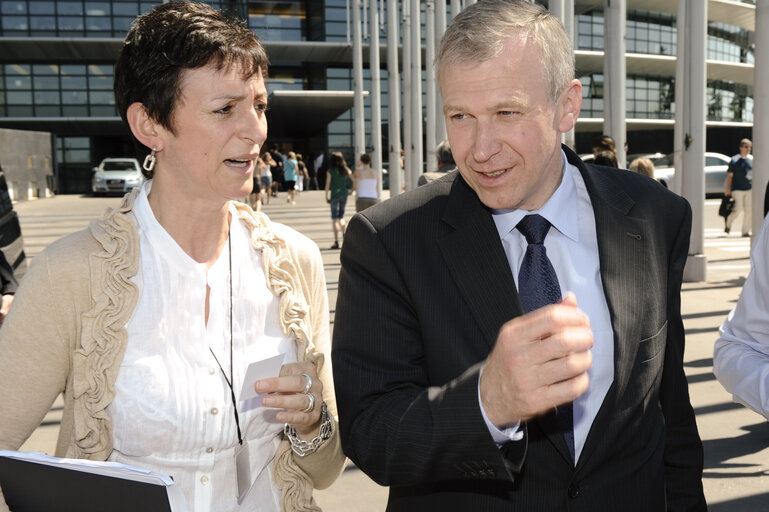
left=516, top=214, right=575, bottom=461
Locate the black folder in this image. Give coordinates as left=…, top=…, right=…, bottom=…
left=0, top=451, right=183, bottom=512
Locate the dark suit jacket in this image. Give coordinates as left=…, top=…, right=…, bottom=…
left=0, top=251, right=17, bottom=296
left=332, top=146, right=707, bottom=511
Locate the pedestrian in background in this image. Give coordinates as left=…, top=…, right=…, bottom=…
left=725, top=138, right=753, bottom=236
left=249, top=156, right=264, bottom=211
left=269, top=144, right=284, bottom=199
left=0, top=3, right=344, bottom=510
left=418, top=140, right=456, bottom=186
left=284, top=151, right=298, bottom=204
left=261, top=151, right=275, bottom=205
left=324, top=152, right=351, bottom=250
left=593, top=149, right=618, bottom=168
left=628, top=156, right=656, bottom=180
left=591, top=134, right=617, bottom=159
left=295, top=153, right=309, bottom=194
left=0, top=251, right=17, bottom=327
left=352, top=153, right=381, bottom=212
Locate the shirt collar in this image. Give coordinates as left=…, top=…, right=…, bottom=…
left=133, top=180, right=242, bottom=272
left=491, top=150, right=581, bottom=243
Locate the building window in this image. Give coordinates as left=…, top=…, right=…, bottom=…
left=247, top=1, right=305, bottom=41
left=0, top=1, right=234, bottom=37
left=56, top=136, right=91, bottom=164
left=708, top=81, right=753, bottom=122
left=0, top=62, right=116, bottom=116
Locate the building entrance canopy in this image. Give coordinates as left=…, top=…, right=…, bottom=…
left=267, top=90, right=366, bottom=139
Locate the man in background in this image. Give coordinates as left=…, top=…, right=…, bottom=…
left=418, top=140, right=456, bottom=186
left=725, top=138, right=753, bottom=236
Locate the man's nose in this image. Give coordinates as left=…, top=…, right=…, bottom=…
left=472, top=119, right=500, bottom=163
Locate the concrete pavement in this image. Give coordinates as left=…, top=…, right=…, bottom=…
left=11, top=188, right=769, bottom=510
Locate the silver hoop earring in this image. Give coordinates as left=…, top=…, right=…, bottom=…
left=142, top=147, right=157, bottom=172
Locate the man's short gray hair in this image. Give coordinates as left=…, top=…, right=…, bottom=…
left=436, top=0, right=574, bottom=104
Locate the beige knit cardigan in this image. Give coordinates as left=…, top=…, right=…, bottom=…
left=0, top=189, right=345, bottom=511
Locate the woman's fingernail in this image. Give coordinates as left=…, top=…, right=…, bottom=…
left=262, top=396, right=275, bottom=406
left=255, top=380, right=267, bottom=391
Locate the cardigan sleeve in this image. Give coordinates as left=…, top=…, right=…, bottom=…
left=0, top=248, right=70, bottom=452
left=289, top=237, right=346, bottom=489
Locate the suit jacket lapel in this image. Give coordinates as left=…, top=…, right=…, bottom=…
left=566, top=149, right=651, bottom=469
left=437, top=176, right=523, bottom=350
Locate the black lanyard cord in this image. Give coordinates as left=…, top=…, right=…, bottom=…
left=208, top=231, right=243, bottom=446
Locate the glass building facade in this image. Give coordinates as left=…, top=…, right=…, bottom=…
left=577, top=7, right=755, bottom=124
left=0, top=0, right=758, bottom=192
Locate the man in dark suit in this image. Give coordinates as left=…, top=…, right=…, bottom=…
left=332, top=1, right=706, bottom=510
left=418, top=140, right=456, bottom=186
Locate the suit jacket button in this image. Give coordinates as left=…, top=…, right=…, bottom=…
left=568, top=484, right=580, bottom=499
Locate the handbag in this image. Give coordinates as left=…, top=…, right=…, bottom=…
left=718, top=196, right=735, bottom=219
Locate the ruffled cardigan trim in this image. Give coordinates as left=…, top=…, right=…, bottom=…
left=69, top=190, right=327, bottom=510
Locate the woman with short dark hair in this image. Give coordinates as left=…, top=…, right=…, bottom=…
left=0, top=3, right=343, bottom=511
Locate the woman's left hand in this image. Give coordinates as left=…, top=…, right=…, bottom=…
left=255, top=362, right=323, bottom=437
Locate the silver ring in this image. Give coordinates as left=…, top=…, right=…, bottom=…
left=302, top=392, right=315, bottom=413
left=300, top=373, right=312, bottom=394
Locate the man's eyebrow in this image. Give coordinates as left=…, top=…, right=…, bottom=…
left=443, top=100, right=524, bottom=114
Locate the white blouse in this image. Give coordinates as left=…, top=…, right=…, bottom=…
left=108, top=183, right=297, bottom=511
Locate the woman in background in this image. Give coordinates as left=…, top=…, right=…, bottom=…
left=261, top=151, right=275, bottom=205
left=284, top=151, right=298, bottom=205
left=249, top=156, right=265, bottom=211
left=628, top=157, right=657, bottom=180
left=0, top=3, right=344, bottom=511
left=324, top=152, right=351, bottom=250
left=352, top=152, right=380, bottom=212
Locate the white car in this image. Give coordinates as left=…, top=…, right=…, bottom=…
left=652, top=152, right=730, bottom=197
left=92, top=158, right=144, bottom=196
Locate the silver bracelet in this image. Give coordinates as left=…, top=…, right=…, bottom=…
left=284, top=401, right=332, bottom=457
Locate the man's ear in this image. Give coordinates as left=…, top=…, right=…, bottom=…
left=556, top=79, right=582, bottom=134
left=126, top=102, right=163, bottom=150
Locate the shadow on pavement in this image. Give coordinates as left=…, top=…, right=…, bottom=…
left=708, top=492, right=769, bottom=511
left=704, top=421, right=769, bottom=476
left=684, top=278, right=746, bottom=292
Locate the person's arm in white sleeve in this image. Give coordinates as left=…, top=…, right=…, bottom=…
left=713, top=215, right=769, bottom=419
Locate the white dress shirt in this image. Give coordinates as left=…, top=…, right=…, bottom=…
left=481, top=151, right=615, bottom=462
left=108, top=183, right=297, bottom=511
left=714, top=213, right=769, bottom=419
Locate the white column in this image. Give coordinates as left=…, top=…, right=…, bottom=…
left=451, top=1, right=461, bottom=20
left=550, top=0, right=576, bottom=150
left=409, top=0, right=423, bottom=190
left=550, top=0, right=565, bottom=22
left=353, top=0, right=366, bottom=160
left=386, top=0, right=402, bottom=197
left=425, top=1, right=437, bottom=172
left=435, top=0, right=447, bottom=143
left=604, top=0, right=626, bottom=167
left=402, top=0, right=413, bottom=193
left=681, top=0, right=708, bottom=282
left=753, top=0, right=769, bottom=234
left=370, top=0, right=383, bottom=190
left=673, top=0, right=686, bottom=197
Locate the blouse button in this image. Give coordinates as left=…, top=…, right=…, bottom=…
left=210, top=408, right=219, bottom=415
left=206, top=447, right=214, bottom=454
left=209, top=368, right=217, bottom=375
left=200, top=476, right=209, bottom=484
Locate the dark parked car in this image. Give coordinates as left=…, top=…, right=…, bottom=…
left=0, top=162, right=26, bottom=276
